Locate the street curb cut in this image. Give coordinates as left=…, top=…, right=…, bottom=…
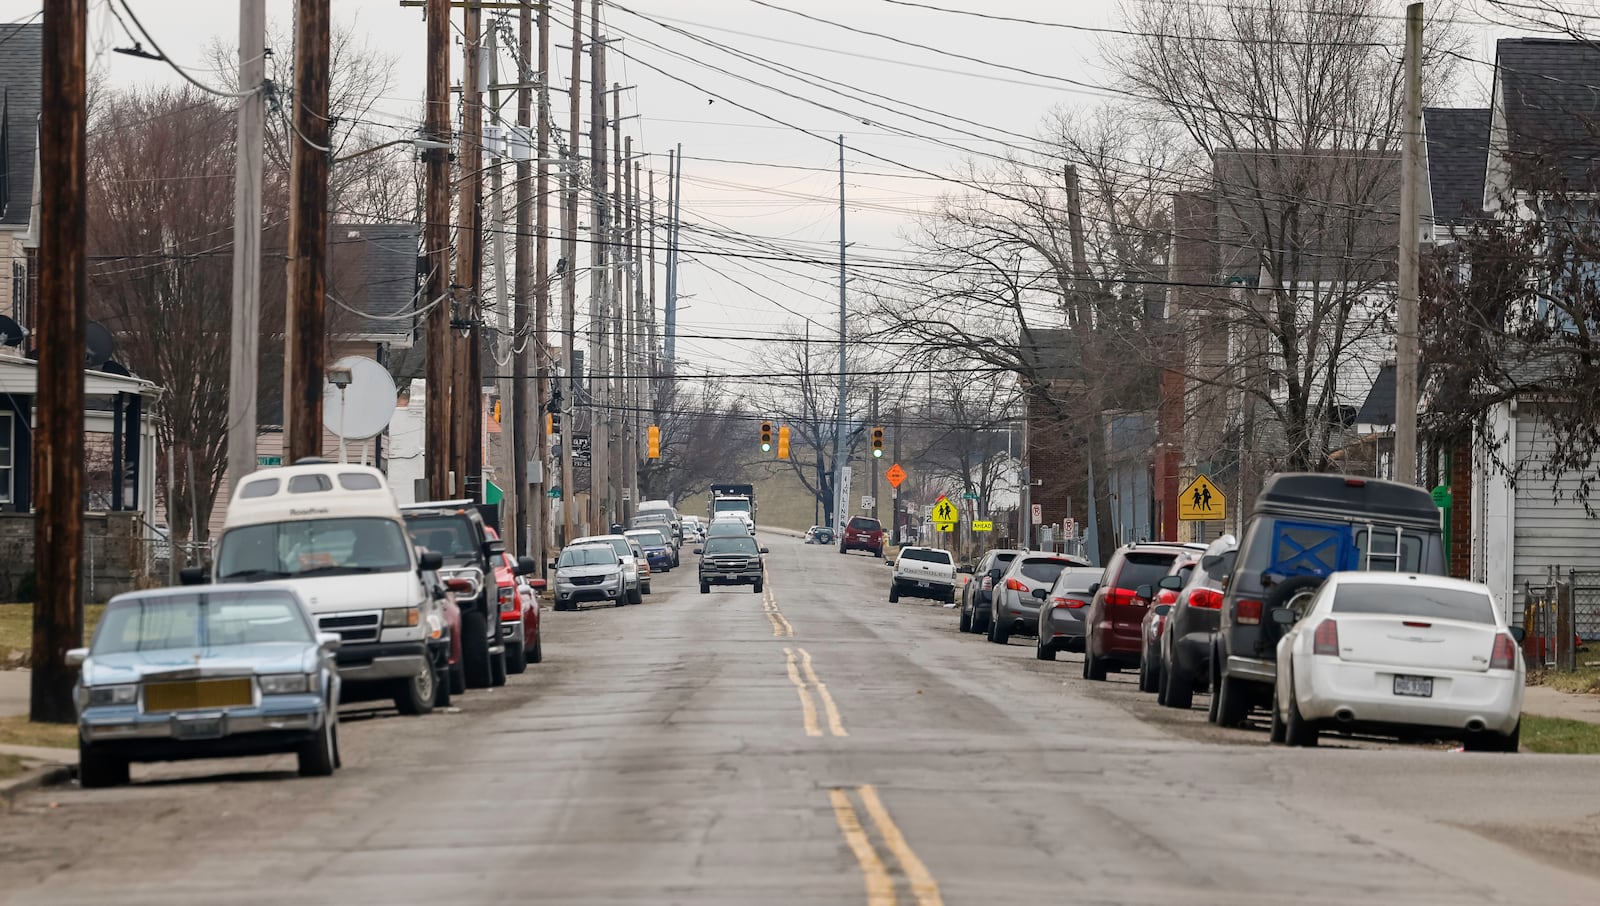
left=0, top=762, right=73, bottom=809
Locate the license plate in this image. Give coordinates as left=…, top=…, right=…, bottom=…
left=1393, top=675, right=1433, bottom=697
left=173, top=715, right=225, bottom=739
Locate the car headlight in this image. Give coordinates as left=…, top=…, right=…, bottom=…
left=259, top=673, right=313, bottom=695
left=83, top=684, right=138, bottom=708
left=426, top=611, right=446, bottom=640
left=383, top=606, right=421, bottom=628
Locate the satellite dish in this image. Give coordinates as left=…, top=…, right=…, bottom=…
left=0, top=315, right=23, bottom=348
left=322, top=355, right=398, bottom=440
left=85, top=322, right=115, bottom=367
left=101, top=360, right=132, bottom=377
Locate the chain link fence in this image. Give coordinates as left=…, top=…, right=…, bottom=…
left=1568, top=570, right=1600, bottom=641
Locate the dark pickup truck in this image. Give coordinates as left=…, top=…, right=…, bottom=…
left=697, top=534, right=768, bottom=594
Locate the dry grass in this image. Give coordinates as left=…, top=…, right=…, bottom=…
left=0, top=715, right=77, bottom=750
left=1528, top=666, right=1600, bottom=696
left=0, top=604, right=105, bottom=666
left=1523, top=715, right=1600, bottom=754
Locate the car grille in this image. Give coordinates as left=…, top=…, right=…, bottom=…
left=569, top=574, right=606, bottom=586
left=319, top=612, right=380, bottom=644
left=710, top=557, right=753, bottom=570
left=143, top=678, right=254, bottom=713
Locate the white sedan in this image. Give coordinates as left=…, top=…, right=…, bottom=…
left=1271, top=572, right=1523, bottom=751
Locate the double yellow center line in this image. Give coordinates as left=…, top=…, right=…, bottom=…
left=783, top=646, right=846, bottom=737
left=829, top=785, right=944, bottom=906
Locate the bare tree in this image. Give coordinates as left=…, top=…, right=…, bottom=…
left=636, top=379, right=750, bottom=503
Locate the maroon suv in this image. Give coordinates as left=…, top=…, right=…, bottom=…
left=839, top=516, right=885, bottom=557
left=1082, top=541, right=1207, bottom=681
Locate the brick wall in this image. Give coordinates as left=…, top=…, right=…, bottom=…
left=0, top=511, right=150, bottom=602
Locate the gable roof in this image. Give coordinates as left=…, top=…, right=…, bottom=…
left=1494, top=38, right=1600, bottom=189
left=0, top=22, right=42, bottom=227
left=1424, top=107, right=1489, bottom=228
left=262, top=222, right=422, bottom=343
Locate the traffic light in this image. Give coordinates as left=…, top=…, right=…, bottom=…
left=492, top=398, right=502, bottom=424
left=777, top=425, right=790, bottom=459
left=760, top=420, right=773, bottom=452
left=871, top=426, right=884, bottom=458
left=547, top=411, right=560, bottom=434
left=647, top=425, right=661, bottom=459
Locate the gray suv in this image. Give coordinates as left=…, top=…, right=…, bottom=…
left=987, top=553, right=1092, bottom=645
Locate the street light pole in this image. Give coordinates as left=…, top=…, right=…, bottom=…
left=833, top=134, right=847, bottom=533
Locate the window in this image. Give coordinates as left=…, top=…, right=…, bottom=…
left=1018, top=558, right=1078, bottom=584
left=1113, top=553, right=1179, bottom=590
left=0, top=410, right=11, bottom=504
left=900, top=548, right=951, bottom=564
left=559, top=545, right=618, bottom=567
left=217, top=518, right=412, bottom=579
left=239, top=478, right=279, bottom=499
left=93, top=591, right=312, bottom=654
left=1331, top=583, right=1495, bottom=624
left=1353, top=528, right=1423, bottom=572
left=338, top=472, right=383, bottom=491
left=405, top=516, right=479, bottom=561
left=287, top=474, right=332, bottom=494
left=705, top=536, right=758, bottom=556
left=847, top=517, right=881, bottom=531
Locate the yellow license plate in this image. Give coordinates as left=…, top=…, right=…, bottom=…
left=143, top=678, right=254, bottom=712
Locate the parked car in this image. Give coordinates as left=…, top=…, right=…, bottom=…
left=840, top=516, right=886, bottom=557
left=1211, top=474, right=1446, bottom=729
left=420, top=565, right=465, bottom=706
left=570, top=534, right=644, bottom=604
left=629, top=537, right=653, bottom=595
left=479, top=528, right=540, bottom=675
left=697, top=534, right=768, bottom=593
left=804, top=525, right=835, bottom=545
left=1081, top=541, right=1207, bottom=680
left=71, top=584, right=342, bottom=787
left=630, top=511, right=681, bottom=566
left=960, top=548, right=1023, bottom=634
left=1271, top=572, right=1523, bottom=751
left=889, top=546, right=964, bottom=603
left=1033, top=566, right=1103, bottom=659
left=505, top=552, right=544, bottom=666
left=625, top=528, right=675, bottom=574
left=987, top=553, right=1092, bottom=644
left=637, top=499, right=684, bottom=548
left=550, top=542, right=627, bottom=610
left=681, top=516, right=705, bottom=542
left=1137, top=555, right=1202, bottom=692
left=403, top=500, right=522, bottom=690
left=1158, top=535, right=1237, bottom=709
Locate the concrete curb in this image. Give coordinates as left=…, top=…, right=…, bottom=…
left=0, top=762, right=73, bottom=809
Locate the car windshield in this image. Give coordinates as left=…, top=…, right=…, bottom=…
left=628, top=531, right=667, bottom=547
left=707, top=521, right=747, bottom=537
left=901, top=548, right=951, bottom=564
left=848, top=517, right=880, bottom=531
left=1331, top=583, right=1496, bottom=624
left=705, top=537, right=759, bottom=556
left=403, top=515, right=480, bottom=562
left=93, top=591, right=311, bottom=654
left=713, top=499, right=749, bottom=513
left=559, top=546, right=618, bottom=568
left=1116, top=552, right=1179, bottom=590
left=218, top=518, right=411, bottom=579
left=1016, top=558, right=1076, bottom=584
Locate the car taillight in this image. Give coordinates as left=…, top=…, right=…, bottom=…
left=1104, top=587, right=1140, bottom=606
left=498, top=585, right=517, bottom=613
left=1052, top=596, right=1088, bottom=609
left=1237, top=598, right=1263, bottom=625
left=1490, top=633, right=1517, bottom=670
left=1310, top=619, right=1339, bottom=656
left=1189, top=588, right=1223, bottom=610
left=1156, top=589, right=1178, bottom=605
left=1004, top=578, right=1028, bottom=592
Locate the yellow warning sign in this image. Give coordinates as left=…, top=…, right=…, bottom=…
left=1179, top=474, right=1226, bottom=522
left=973, top=520, right=993, bottom=532
left=931, top=496, right=959, bottom=529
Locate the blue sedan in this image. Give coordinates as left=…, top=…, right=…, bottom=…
left=625, top=529, right=675, bottom=573
left=69, top=584, right=342, bottom=787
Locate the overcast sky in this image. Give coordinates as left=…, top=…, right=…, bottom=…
left=20, top=0, right=1519, bottom=379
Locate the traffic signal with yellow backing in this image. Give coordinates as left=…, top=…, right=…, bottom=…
left=871, top=426, right=884, bottom=458
left=647, top=425, right=661, bottom=459
left=760, top=420, right=773, bottom=452
left=776, top=425, right=790, bottom=459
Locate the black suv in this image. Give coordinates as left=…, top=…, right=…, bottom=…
left=1210, top=474, right=1446, bottom=728
left=403, top=500, right=519, bottom=689
left=697, top=534, right=768, bottom=593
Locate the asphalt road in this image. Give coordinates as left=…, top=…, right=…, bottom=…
left=5, top=532, right=1600, bottom=904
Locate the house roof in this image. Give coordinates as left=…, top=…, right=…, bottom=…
left=262, top=222, right=422, bottom=343
left=1494, top=38, right=1600, bottom=189
left=0, top=23, right=42, bottom=227
left=1424, top=107, right=1489, bottom=227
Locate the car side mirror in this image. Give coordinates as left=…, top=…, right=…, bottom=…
left=179, top=566, right=208, bottom=586
left=65, top=647, right=88, bottom=667
left=1159, top=575, right=1184, bottom=591
left=1509, top=625, right=1527, bottom=644
left=548, top=560, right=559, bottom=570
left=1271, top=608, right=1297, bottom=626
left=618, top=557, right=626, bottom=565
left=317, top=632, right=342, bottom=652
left=517, top=556, right=538, bottom=576
left=1087, top=582, right=1100, bottom=595
left=485, top=541, right=506, bottom=558
left=760, top=547, right=770, bottom=554
left=1136, top=584, right=1154, bottom=601
left=418, top=550, right=444, bottom=571
left=1031, top=587, right=1049, bottom=600
left=693, top=548, right=703, bottom=554
left=1154, top=604, right=1173, bottom=617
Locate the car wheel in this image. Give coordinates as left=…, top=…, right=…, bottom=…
left=874, top=549, right=883, bottom=558
left=450, top=661, right=466, bottom=695
left=700, top=581, right=710, bottom=594
left=78, top=741, right=129, bottom=789
left=394, top=656, right=436, bottom=715
left=839, top=544, right=847, bottom=555
left=1214, top=670, right=1251, bottom=728
left=1269, top=686, right=1288, bottom=744
left=1036, top=637, right=1056, bottom=661
left=297, top=710, right=339, bottom=777
left=973, top=607, right=989, bottom=634
left=490, top=649, right=509, bottom=687
left=889, top=584, right=900, bottom=603
left=1138, top=653, right=1156, bottom=693
left=1156, top=658, right=1170, bottom=705
left=460, top=611, right=493, bottom=689
left=528, top=629, right=543, bottom=665
left=1085, top=639, right=1108, bottom=681
left=959, top=609, right=971, bottom=633
left=433, top=662, right=452, bottom=708
left=1283, top=678, right=1318, bottom=747
left=1164, top=662, right=1195, bottom=710
left=988, top=610, right=1009, bottom=644
left=506, top=640, right=527, bottom=675
left=751, top=581, right=763, bottom=594
left=642, top=581, right=653, bottom=595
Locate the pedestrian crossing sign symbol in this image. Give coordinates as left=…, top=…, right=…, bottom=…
left=1179, top=475, right=1225, bottom=521
left=931, top=496, right=959, bottom=528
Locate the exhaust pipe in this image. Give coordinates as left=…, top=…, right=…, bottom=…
left=1466, top=719, right=1486, bottom=733
left=1335, top=709, right=1355, bottom=723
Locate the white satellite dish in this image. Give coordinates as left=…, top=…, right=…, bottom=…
left=323, top=355, right=398, bottom=441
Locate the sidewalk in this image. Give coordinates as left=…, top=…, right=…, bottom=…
left=1523, top=684, right=1600, bottom=724
left=0, top=669, right=27, bottom=720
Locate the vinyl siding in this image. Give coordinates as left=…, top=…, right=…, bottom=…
left=1512, top=416, right=1600, bottom=618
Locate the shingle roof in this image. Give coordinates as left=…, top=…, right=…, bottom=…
left=262, top=222, right=422, bottom=342
left=1495, top=38, right=1600, bottom=189
left=1423, top=107, right=1489, bottom=227
left=0, top=23, right=42, bottom=227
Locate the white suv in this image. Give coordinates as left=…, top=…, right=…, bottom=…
left=890, top=546, right=960, bottom=604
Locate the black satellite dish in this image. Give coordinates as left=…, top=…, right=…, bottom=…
left=0, top=315, right=23, bottom=348
left=101, top=360, right=132, bottom=377
left=85, top=322, right=115, bottom=368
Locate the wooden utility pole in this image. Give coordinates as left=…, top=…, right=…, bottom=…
left=1395, top=2, right=1423, bottom=486
left=516, top=0, right=550, bottom=565
left=620, top=132, right=634, bottom=520
left=227, top=0, right=266, bottom=485
left=588, top=0, right=611, bottom=530
left=487, top=24, right=515, bottom=549
left=283, top=0, right=331, bottom=462
left=456, top=3, right=485, bottom=500
left=31, top=0, right=88, bottom=724
left=424, top=0, right=453, bottom=499
left=647, top=170, right=658, bottom=406
left=560, top=0, right=580, bottom=543
left=632, top=155, right=645, bottom=502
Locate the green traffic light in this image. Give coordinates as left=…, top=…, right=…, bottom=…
left=762, top=443, right=772, bottom=452
left=872, top=449, right=883, bottom=458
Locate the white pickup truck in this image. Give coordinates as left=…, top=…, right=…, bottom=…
left=889, top=546, right=962, bottom=604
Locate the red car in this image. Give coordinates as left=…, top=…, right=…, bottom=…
left=484, top=527, right=542, bottom=674
left=426, top=570, right=466, bottom=706
left=839, top=516, right=885, bottom=557
left=1082, top=541, right=1207, bottom=681
left=500, top=550, right=544, bottom=668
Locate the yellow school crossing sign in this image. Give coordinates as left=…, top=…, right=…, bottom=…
left=1179, top=474, right=1226, bottom=521
left=931, top=496, right=959, bottom=532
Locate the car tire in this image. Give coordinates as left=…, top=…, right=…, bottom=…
left=889, top=584, right=900, bottom=603
left=506, top=640, right=527, bottom=675
left=1036, top=637, right=1056, bottom=661
left=461, top=611, right=493, bottom=689
left=433, top=661, right=452, bottom=708
left=450, top=661, right=466, bottom=695
left=1156, top=659, right=1170, bottom=705
left=1214, top=670, right=1250, bottom=728
left=78, top=742, right=129, bottom=789
left=1138, top=654, right=1156, bottom=693
left=1269, top=686, right=1288, bottom=744
left=874, top=549, right=883, bottom=559
left=528, top=630, right=543, bottom=665
left=973, top=607, right=989, bottom=634
left=1164, top=662, right=1195, bottom=710
left=1085, top=639, right=1108, bottom=681
left=393, top=657, right=437, bottom=716
left=643, top=581, right=653, bottom=595
left=700, top=581, right=710, bottom=594
left=987, top=610, right=1009, bottom=644
left=959, top=609, right=971, bottom=633
left=1283, top=679, right=1317, bottom=747
left=297, top=710, right=339, bottom=777
left=751, top=582, right=763, bottom=594
left=491, top=649, right=508, bottom=687
left=839, top=544, right=847, bottom=555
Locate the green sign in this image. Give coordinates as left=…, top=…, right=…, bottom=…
left=547, top=486, right=562, bottom=499
left=257, top=455, right=282, bottom=467
left=1431, top=485, right=1452, bottom=510
left=962, top=491, right=979, bottom=500
left=484, top=479, right=504, bottom=506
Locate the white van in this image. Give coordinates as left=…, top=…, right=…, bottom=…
left=196, top=460, right=443, bottom=715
